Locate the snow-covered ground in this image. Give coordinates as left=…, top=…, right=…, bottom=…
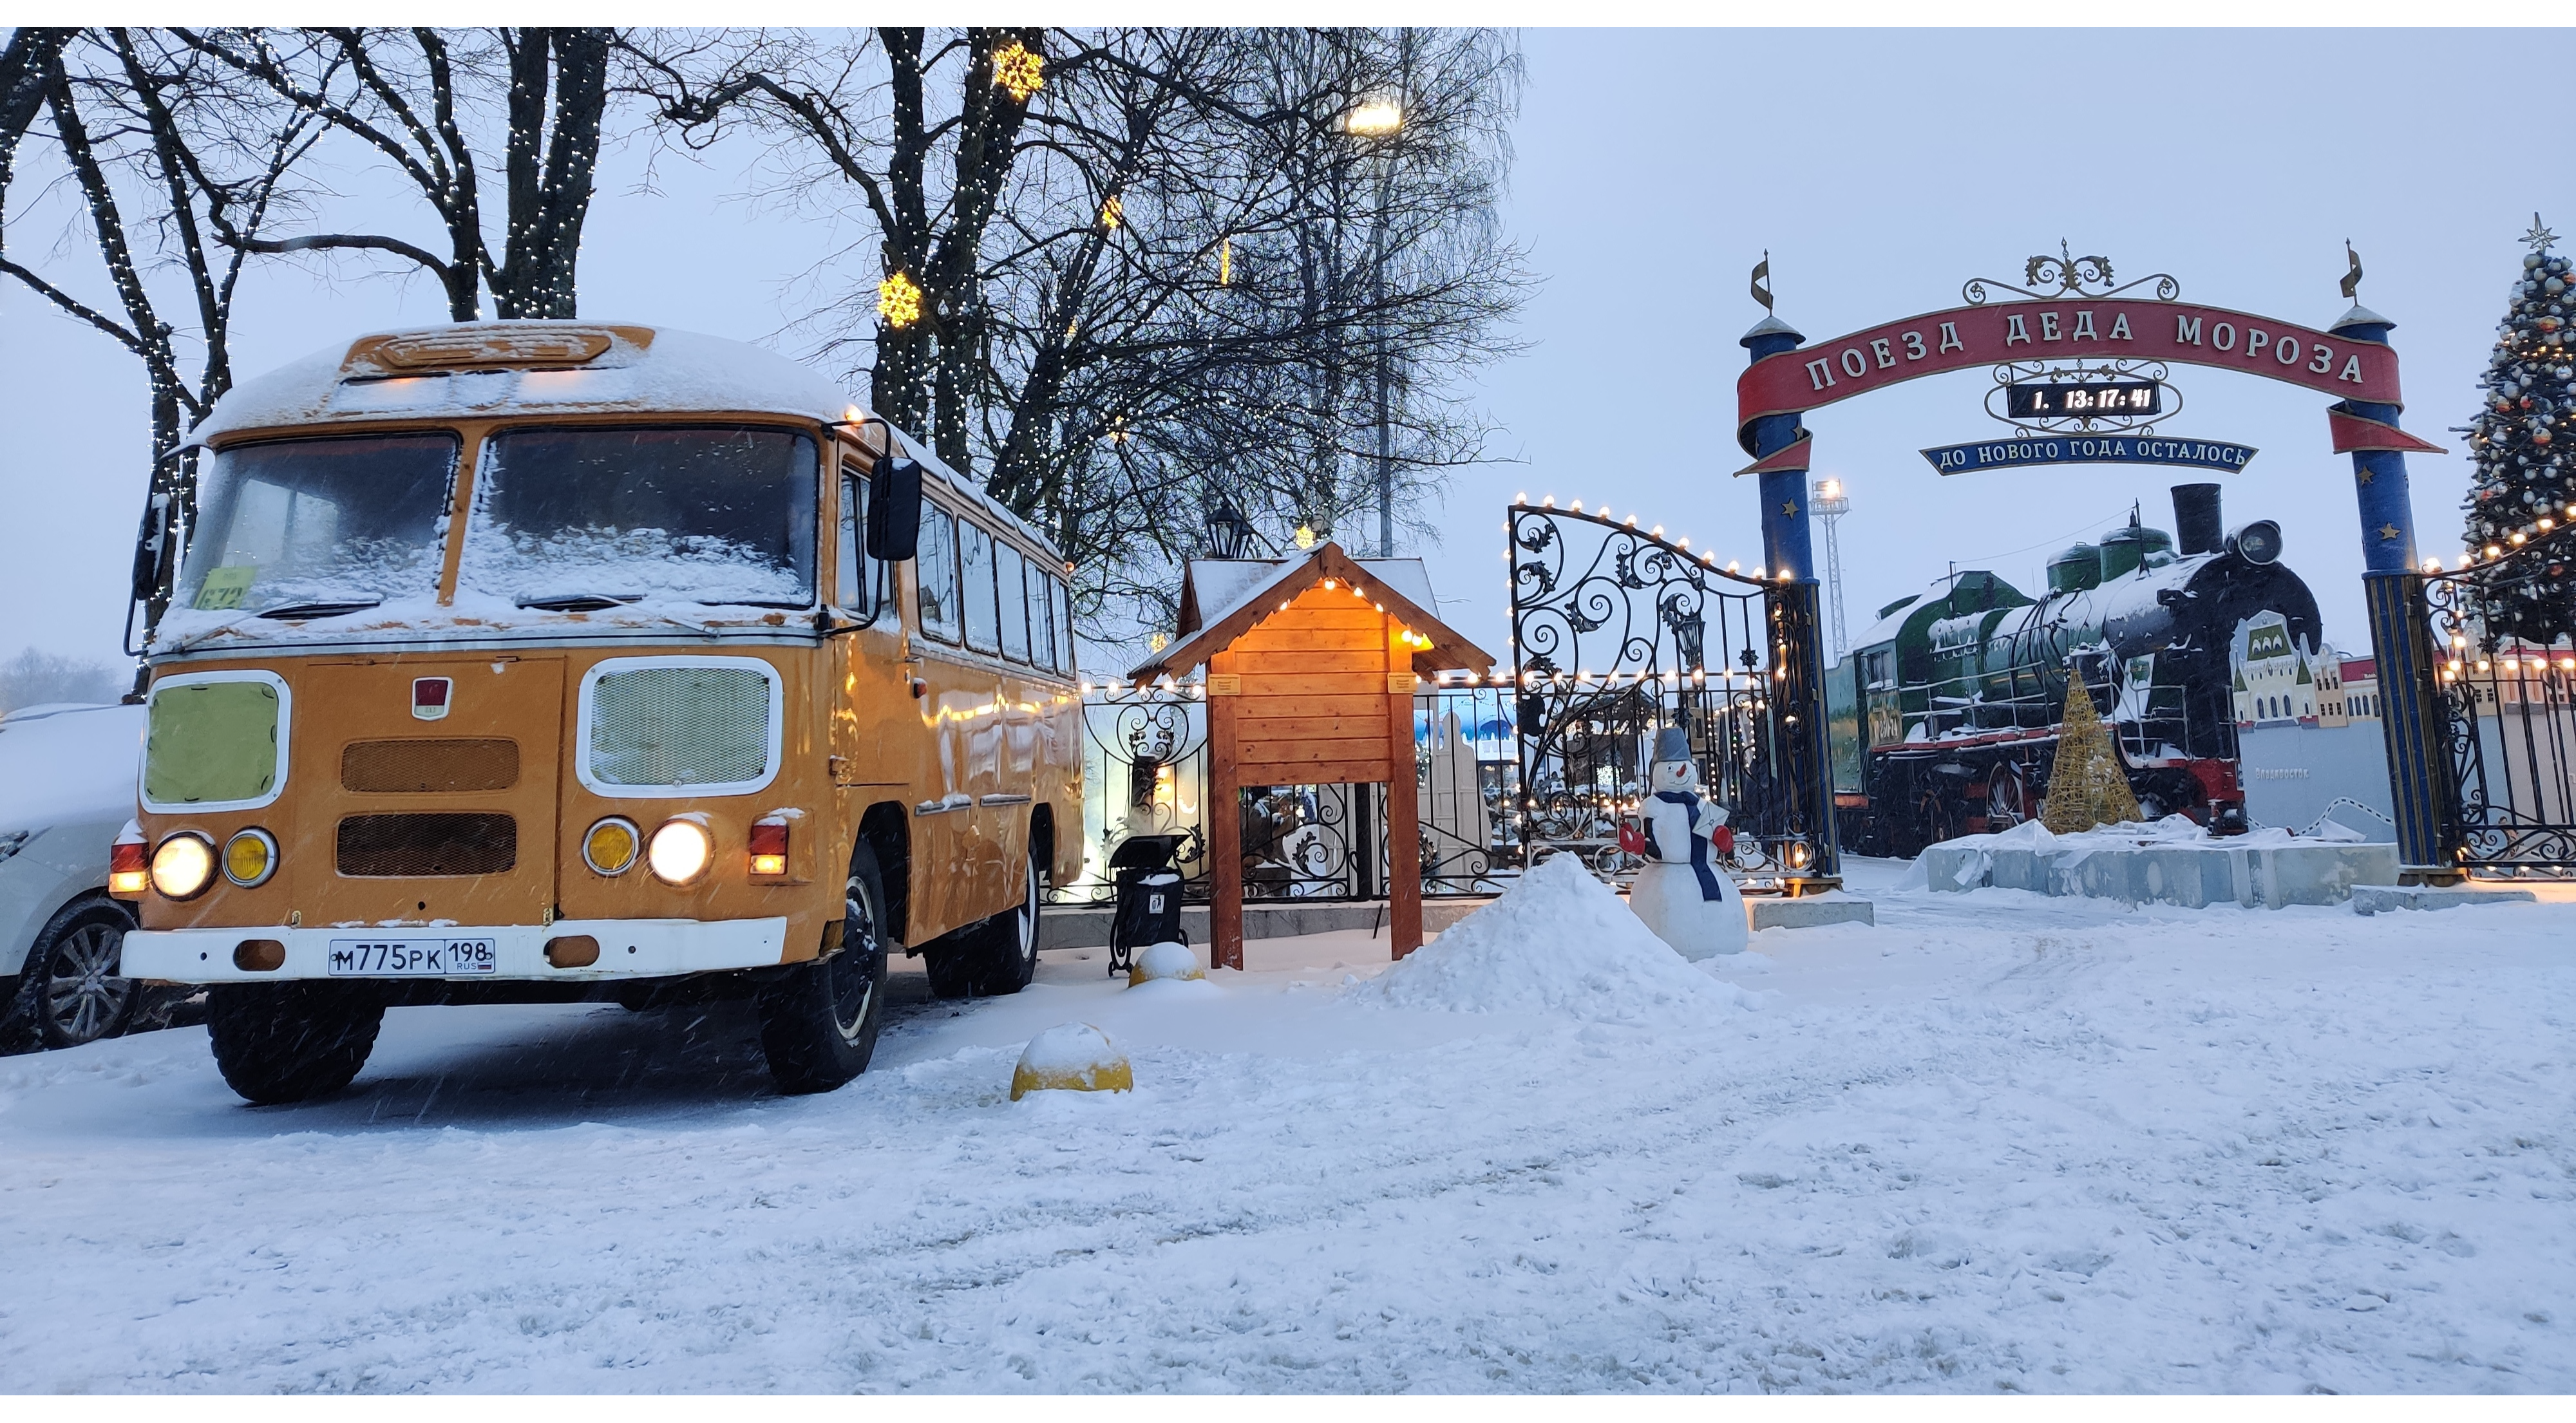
left=2, top=856, right=2570, bottom=1393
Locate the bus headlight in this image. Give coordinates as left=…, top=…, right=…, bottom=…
left=223, top=828, right=279, bottom=887
left=648, top=818, right=712, bottom=885
left=583, top=817, right=641, bottom=876
left=151, top=833, right=218, bottom=900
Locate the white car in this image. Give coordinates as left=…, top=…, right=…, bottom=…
left=1, top=701, right=156, bottom=1051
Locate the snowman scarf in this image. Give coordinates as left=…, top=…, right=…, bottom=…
left=1645, top=790, right=1726, bottom=902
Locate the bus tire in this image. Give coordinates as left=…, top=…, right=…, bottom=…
left=970, top=842, right=1044, bottom=996
left=758, top=842, right=891, bottom=1093
left=920, top=844, right=1042, bottom=1001
left=205, top=983, right=384, bottom=1105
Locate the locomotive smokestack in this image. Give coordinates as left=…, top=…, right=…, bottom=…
left=2172, top=483, right=2223, bottom=556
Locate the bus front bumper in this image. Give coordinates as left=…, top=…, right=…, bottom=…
left=120, top=918, right=791, bottom=985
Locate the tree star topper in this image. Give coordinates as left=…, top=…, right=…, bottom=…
left=2524, top=213, right=2559, bottom=254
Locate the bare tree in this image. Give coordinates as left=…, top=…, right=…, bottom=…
left=644, top=26, right=1531, bottom=640
left=0, top=28, right=318, bottom=641
left=172, top=26, right=611, bottom=319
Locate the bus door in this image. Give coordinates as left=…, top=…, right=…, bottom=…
left=829, top=459, right=913, bottom=788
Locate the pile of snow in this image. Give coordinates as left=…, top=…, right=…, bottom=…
left=1347, top=853, right=1757, bottom=1024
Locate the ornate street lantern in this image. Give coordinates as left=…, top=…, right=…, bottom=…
left=1204, top=503, right=1255, bottom=559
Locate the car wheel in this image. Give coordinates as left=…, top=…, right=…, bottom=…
left=757, top=842, right=891, bottom=1094
left=205, top=983, right=385, bottom=1105
left=19, top=900, right=141, bottom=1050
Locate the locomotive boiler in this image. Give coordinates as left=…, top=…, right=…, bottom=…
left=1825, top=482, right=2321, bottom=856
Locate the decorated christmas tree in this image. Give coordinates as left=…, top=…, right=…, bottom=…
left=2460, top=216, right=2576, bottom=646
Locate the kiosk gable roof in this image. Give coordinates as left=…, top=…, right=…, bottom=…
left=1133, top=543, right=1493, bottom=681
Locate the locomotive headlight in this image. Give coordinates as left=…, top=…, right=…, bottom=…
left=150, top=832, right=217, bottom=900
left=648, top=818, right=713, bottom=885
left=2228, top=520, right=2283, bottom=566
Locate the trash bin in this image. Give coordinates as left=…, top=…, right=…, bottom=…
left=1106, top=834, right=1186, bottom=977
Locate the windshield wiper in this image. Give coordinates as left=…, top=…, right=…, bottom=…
left=698, top=598, right=815, bottom=610
left=515, top=591, right=642, bottom=612
left=256, top=598, right=384, bottom=620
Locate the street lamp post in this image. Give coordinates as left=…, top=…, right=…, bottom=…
left=1810, top=477, right=1852, bottom=661
left=1345, top=95, right=1403, bottom=558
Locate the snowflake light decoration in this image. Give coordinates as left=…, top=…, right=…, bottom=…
left=877, top=271, right=923, bottom=329
left=992, top=41, right=1045, bottom=103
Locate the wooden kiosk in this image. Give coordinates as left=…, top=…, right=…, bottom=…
left=1128, top=543, right=1493, bottom=968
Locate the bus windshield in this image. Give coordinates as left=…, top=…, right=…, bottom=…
left=462, top=426, right=818, bottom=609
left=176, top=433, right=460, bottom=616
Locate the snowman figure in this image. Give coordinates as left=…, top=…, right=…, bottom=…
left=1625, top=726, right=1749, bottom=959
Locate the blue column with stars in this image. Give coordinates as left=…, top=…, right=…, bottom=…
left=2334, top=306, right=2459, bottom=878
left=1741, top=311, right=1841, bottom=885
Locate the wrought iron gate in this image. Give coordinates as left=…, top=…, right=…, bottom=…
left=1506, top=500, right=1836, bottom=885
left=1068, top=681, right=1520, bottom=903
left=2423, top=536, right=2576, bottom=876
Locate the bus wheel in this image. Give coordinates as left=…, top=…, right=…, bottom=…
left=758, top=842, right=891, bottom=1094
left=923, top=843, right=1042, bottom=1000
left=206, top=983, right=385, bottom=1105
left=972, top=843, right=1043, bottom=997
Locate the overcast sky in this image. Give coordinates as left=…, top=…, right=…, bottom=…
left=1, top=27, right=2561, bottom=675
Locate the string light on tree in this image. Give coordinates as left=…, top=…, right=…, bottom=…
left=1099, top=194, right=1122, bottom=231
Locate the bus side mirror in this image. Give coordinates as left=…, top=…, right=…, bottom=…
left=867, top=456, right=922, bottom=561
left=129, top=500, right=164, bottom=602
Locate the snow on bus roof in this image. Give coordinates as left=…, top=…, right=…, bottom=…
left=192, top=321, right=1059, bottom=562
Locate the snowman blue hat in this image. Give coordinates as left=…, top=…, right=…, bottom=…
left=1652, top=727, right=1692, bottom=764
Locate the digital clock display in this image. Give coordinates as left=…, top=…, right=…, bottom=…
left=2006, top=381, right=2163, bottom=418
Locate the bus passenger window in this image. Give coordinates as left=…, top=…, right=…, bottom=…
left=1025, top=557, right=1054, bottom=672
left=836, top=464, right=874, bottom=616
left=1050, top=574, right=1075, bottom=674
left=998, top=543, right=1031, bottom=663
left=917, top=502, right=960, bottom=642
left=961, top=522, right=1000, bottom=653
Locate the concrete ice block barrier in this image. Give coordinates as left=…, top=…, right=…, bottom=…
left=2350, top=883, right=2539, bottom=916
left=1010, top=1023, right=1133, bottom=1100
left=1128, top=940, right=1205, bottom=986
left=1748, top=894, right=1875, bottom=929
left=1926, top=835, right=2398, bottom=909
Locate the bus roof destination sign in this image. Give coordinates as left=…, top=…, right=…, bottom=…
left=1921, top=435, right=2258, bottom=476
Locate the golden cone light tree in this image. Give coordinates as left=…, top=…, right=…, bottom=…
left=2042, top=674, right=2142, bottom=833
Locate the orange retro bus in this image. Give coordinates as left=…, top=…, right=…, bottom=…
left=116, top=323, right=1082, bottom=1100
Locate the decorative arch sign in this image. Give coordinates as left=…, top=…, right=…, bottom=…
left=1730, top=248, right=2459, bottom=884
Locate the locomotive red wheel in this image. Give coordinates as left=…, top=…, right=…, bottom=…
left=1985, top=762, right=2031, bottom=828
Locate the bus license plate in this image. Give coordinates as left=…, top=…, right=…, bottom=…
left=325, top=938, right=498, bottom=977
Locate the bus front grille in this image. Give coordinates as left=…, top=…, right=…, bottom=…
left=336, top=813, right=518, bottom=877
left=342, top=739, right=520, bottom=793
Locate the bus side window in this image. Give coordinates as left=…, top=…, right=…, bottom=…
left=961, top=522, right=1000, bottom=654
left=917, top=501, right=961, bottom=642
left=1025, top=555, right=1054, bottom=672
left=998, top=543, right=1030, bottom=663
left=1050, top=573, right=1075, bottom=675
left=837, top=462, right=874, bottom=616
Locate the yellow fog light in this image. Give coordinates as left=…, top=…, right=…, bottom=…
left=223, top=828, right=278, bottom=887
left=648, top=818, right=712, bottom=885
left=150, top=832, right=217, bottom=900
left=583, top=816, right=641, bottom=876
